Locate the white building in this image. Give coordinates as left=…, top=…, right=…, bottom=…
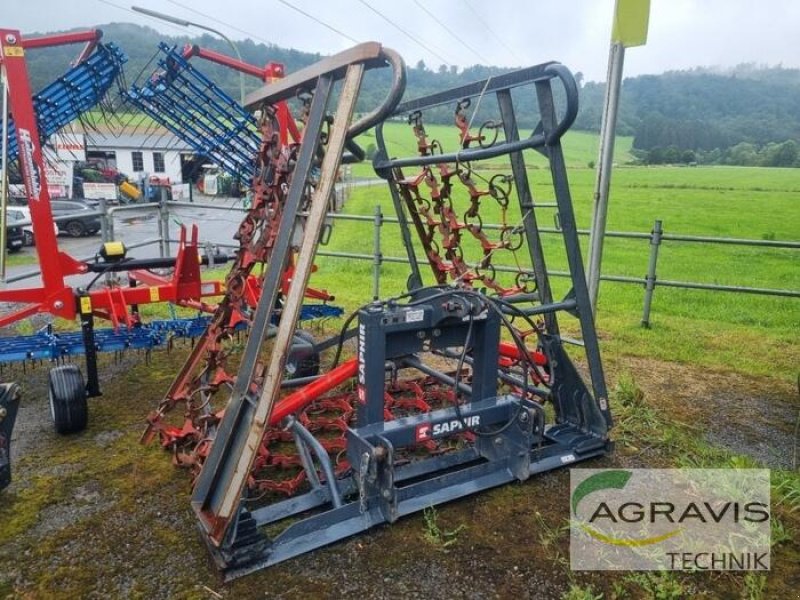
left=81, top=131, right=193, bottom=186
left=44, top=130, right=194, bottom=198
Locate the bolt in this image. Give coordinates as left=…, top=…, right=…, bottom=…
left=416, top=331, right=426, bottom=339
left=0, top=407, right=6, bottom=419
left=494, top=437, right=503, bottom=446
left=5, top=34, right=17, bottom=44
left=53, top=301, right=64, bottom=309
left=432, top=328, right=441, bottom=337
left=382, top=489, right=392, bottom=500
left=519, top=411, right=529, bottom=423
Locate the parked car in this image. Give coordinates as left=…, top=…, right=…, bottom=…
left=5, top=223, right=24, bottom=253
left=47, top=200, right=101, bottom=238
left=6, top=206, right=60, bottom=246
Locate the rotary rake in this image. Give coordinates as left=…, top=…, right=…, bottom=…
left=141, top=43, right=612, bottom=580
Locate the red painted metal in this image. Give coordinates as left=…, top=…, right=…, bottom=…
left=20, top=30, right=102, bottom=49
left=1, top=29, right=66, bottom=299
left=497, top=341, right=548, bottom=366
left=268, top=358, right=358, bottom=426
left=0, top=29, right=223, bottom=329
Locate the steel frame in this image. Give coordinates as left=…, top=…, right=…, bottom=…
left=179, top=52, right=611, bottom=580
left=374, top=61, right=611, bottom=425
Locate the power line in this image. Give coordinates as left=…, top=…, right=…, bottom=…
left=355, top=0, right=454, bottom=66
left=95, top=0, right=193, bottom=36
left=413, top=0, right=489, bottom=65
left=164, top=0, right=274, bottom=47
left=274, top=0, right=360, bottom=45
left=170, top=0, right=361, bottom=50
left=463, top=0, right=522, bottom=65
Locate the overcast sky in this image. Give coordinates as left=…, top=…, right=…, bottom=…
left=6, top=0, right=799, bottom=81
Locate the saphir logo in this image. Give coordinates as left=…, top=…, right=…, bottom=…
left=570, top=469, right=771, bottom=571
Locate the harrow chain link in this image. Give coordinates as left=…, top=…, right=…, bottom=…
left=396, top=108, right=536, bottom=296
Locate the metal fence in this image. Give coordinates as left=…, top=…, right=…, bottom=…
left=3, top=196, right=798, bottom=327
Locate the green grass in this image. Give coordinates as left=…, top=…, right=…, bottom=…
left=2, top=249, right=39, bottom=267
left=352, top=121, right=634, bottom=178
left=317, top=146, right=799, bottom=380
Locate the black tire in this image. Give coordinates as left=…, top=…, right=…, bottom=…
left=48, top=365, right=88, bottom=434
left=286, top=330, right=320, bottom=379
left=6, top=245, right=21, bottom=254
left=23, top=230, right=34, bottom=246
left=65, top=220, right=86, bottom=238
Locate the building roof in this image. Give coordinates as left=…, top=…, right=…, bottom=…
left=84, top=131, right=193, bottom=152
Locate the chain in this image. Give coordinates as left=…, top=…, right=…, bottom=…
left=394, top=108, right=535, bottom=296
left=143, top=100, right=313, bottom=466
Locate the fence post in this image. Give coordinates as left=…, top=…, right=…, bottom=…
left=98, top=197, right=112, bottom=284
left=641, top=219, right=663, bottom=328
left=159, top=187, right=170, bottom=258
left=372, top=205, right=383, bottom=300
left=98, top=197, right=109, bottom=244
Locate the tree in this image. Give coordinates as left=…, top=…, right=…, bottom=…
left=415, top=59, right=428, bottom=72
left=769, top=140, right=798, bottom=167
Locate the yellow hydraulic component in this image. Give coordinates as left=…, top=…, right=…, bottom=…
left=119, top=180, right=141, bottom=201
left=99, top=241, right=126, bottom=262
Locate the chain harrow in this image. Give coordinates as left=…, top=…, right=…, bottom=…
left=397, top=105, right=536, bottom=297
left=144, top=85, right=550, bottom=500
left=142, top=98, right=328, bottom=467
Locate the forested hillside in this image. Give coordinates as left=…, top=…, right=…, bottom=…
left=23, top=23, right=800, bottom=167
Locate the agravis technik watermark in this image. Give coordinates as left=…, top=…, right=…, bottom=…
left=570, top=469, right=770, bottom=571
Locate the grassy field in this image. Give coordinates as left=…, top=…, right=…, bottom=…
left=351, top=122, right=635, bottom=178
left=312, top=161, right=799, bottom=380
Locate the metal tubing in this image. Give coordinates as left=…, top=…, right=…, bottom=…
left=498, top=88, right=557, bottom=333
left=317, top=250, right=407, bottom=264
left=99, top=197, right=109, bottom=245
left=270, top=359, right=358, bottom=425
left=535, top=77, right=611, bottom=427
left=0, top=72, right=8, bottom=281
left=372, top=205, right=382, bottom=299
left=99, top=197, right=111, bottom=284
left=652, top=279, right=800, bottom=297
left=587, top=42, right=626, bottom=316
left=2, top=239, right=163, bottom=283
left=641, top=220, right=662, bottom=328
left=401, top=355, right=473, bottom=397
left=159, top=192, right=170, bottom=258
left=167, top=201, right=248, bottom=213
left=191, top=73, right=339, bottom=541
left=287, top=418, right=343, bottom=508
left=499, top=299, right=578, bottom=317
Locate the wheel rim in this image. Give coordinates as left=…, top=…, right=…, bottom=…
left=67, top=222, right=84, bottom=237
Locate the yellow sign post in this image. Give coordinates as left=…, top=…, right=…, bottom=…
left=612, top=0, right=651, bottom=47
left=587, top=0, right=651, bottom=314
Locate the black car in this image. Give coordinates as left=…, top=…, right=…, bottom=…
left=48, top=199, right=101, bottom=238
left=5, top=222, right=24, bottom=253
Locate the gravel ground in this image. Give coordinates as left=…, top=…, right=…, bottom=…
left=0, top=344, right=797, bottom=599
